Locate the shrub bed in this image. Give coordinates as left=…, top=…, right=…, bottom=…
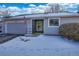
left=59, top=23, right=79, bottom=41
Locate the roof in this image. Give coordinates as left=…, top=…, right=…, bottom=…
left=25, top=13, right=79, bottom=18
left=3, top=13, right=79, bottom=20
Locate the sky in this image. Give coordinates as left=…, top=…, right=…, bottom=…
left=0, top=3, right=47, bottom=8
left=0, top=3, right=79, bottom=16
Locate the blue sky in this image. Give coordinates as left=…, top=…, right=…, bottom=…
left=0, top=3, right=47, bottom=8
left=0, top=3, right=79, bottom=16
left=0, top=3, right=48, bottom=16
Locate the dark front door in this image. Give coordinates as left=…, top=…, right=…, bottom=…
left=33, top=20, right=43, bottom=33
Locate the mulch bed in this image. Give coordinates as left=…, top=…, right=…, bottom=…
left=0, top=34, right=19, bottom=44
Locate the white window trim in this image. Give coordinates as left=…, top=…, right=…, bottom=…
left=48, top=18, right=60, bottom=27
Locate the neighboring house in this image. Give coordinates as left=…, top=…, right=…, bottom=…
left=0, top=13, right=79, bottom=35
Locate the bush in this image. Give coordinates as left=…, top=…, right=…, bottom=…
left=59, top=23, right=79, bottom=41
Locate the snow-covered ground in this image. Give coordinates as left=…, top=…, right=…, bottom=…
left=0, top=35, right=79, bottom=56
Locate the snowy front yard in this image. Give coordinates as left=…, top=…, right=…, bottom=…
left=0, top=35, right=79, bottom=56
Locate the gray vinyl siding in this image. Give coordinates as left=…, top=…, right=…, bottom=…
left=26, top=19, right=32, bottom=34
left=60, top=17, right=79, bottom=25
left=44, top=17, right=79, bottom=35
left=2, top=16, right=79, bottom=35
left=30, top=18, right=59, bottom=35
left=44, top=18, right=59, bottom=35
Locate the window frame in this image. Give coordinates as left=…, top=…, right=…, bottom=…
left=48, top=18, right=60, bottom=27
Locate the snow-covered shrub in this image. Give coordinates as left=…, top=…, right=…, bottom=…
left=59, top=23, right=79, bottom=41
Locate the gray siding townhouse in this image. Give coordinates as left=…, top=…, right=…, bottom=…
left=0, top=13, right=79, bottom=35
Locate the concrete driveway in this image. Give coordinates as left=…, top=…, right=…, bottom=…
left=0, top=35, right=79, bottom=56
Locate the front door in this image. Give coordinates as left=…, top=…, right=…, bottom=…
left=33, top=20, right=43, bottom=33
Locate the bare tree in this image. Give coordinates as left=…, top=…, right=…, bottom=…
left=48, top=3, right=67, bottom=13
left=48, top=3, right=61, bottom=13
left=0, top=7, right=11, bottom=18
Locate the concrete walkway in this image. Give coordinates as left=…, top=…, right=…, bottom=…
left=0, top=35, right=79, bottom=56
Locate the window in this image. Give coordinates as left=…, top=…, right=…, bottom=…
left=48, top=18, right=60, bottom=27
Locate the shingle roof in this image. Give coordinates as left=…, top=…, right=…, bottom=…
left=3, top=13, right=79, bottom=20
left=25, top=13, right=79, bottom=18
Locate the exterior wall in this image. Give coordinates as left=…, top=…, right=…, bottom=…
left=60, top=17, right=79, bottom=25
left=30, top=17, right=59, bottom=35
left=44, top=17, right=79, bottom=35
left=1, top=19, right=33, bottom=35
left=44, top=18, right=59, bottom=35
left=2, top=16, right=79, bottom=35
left=26, top=19, right=32, bottom=34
